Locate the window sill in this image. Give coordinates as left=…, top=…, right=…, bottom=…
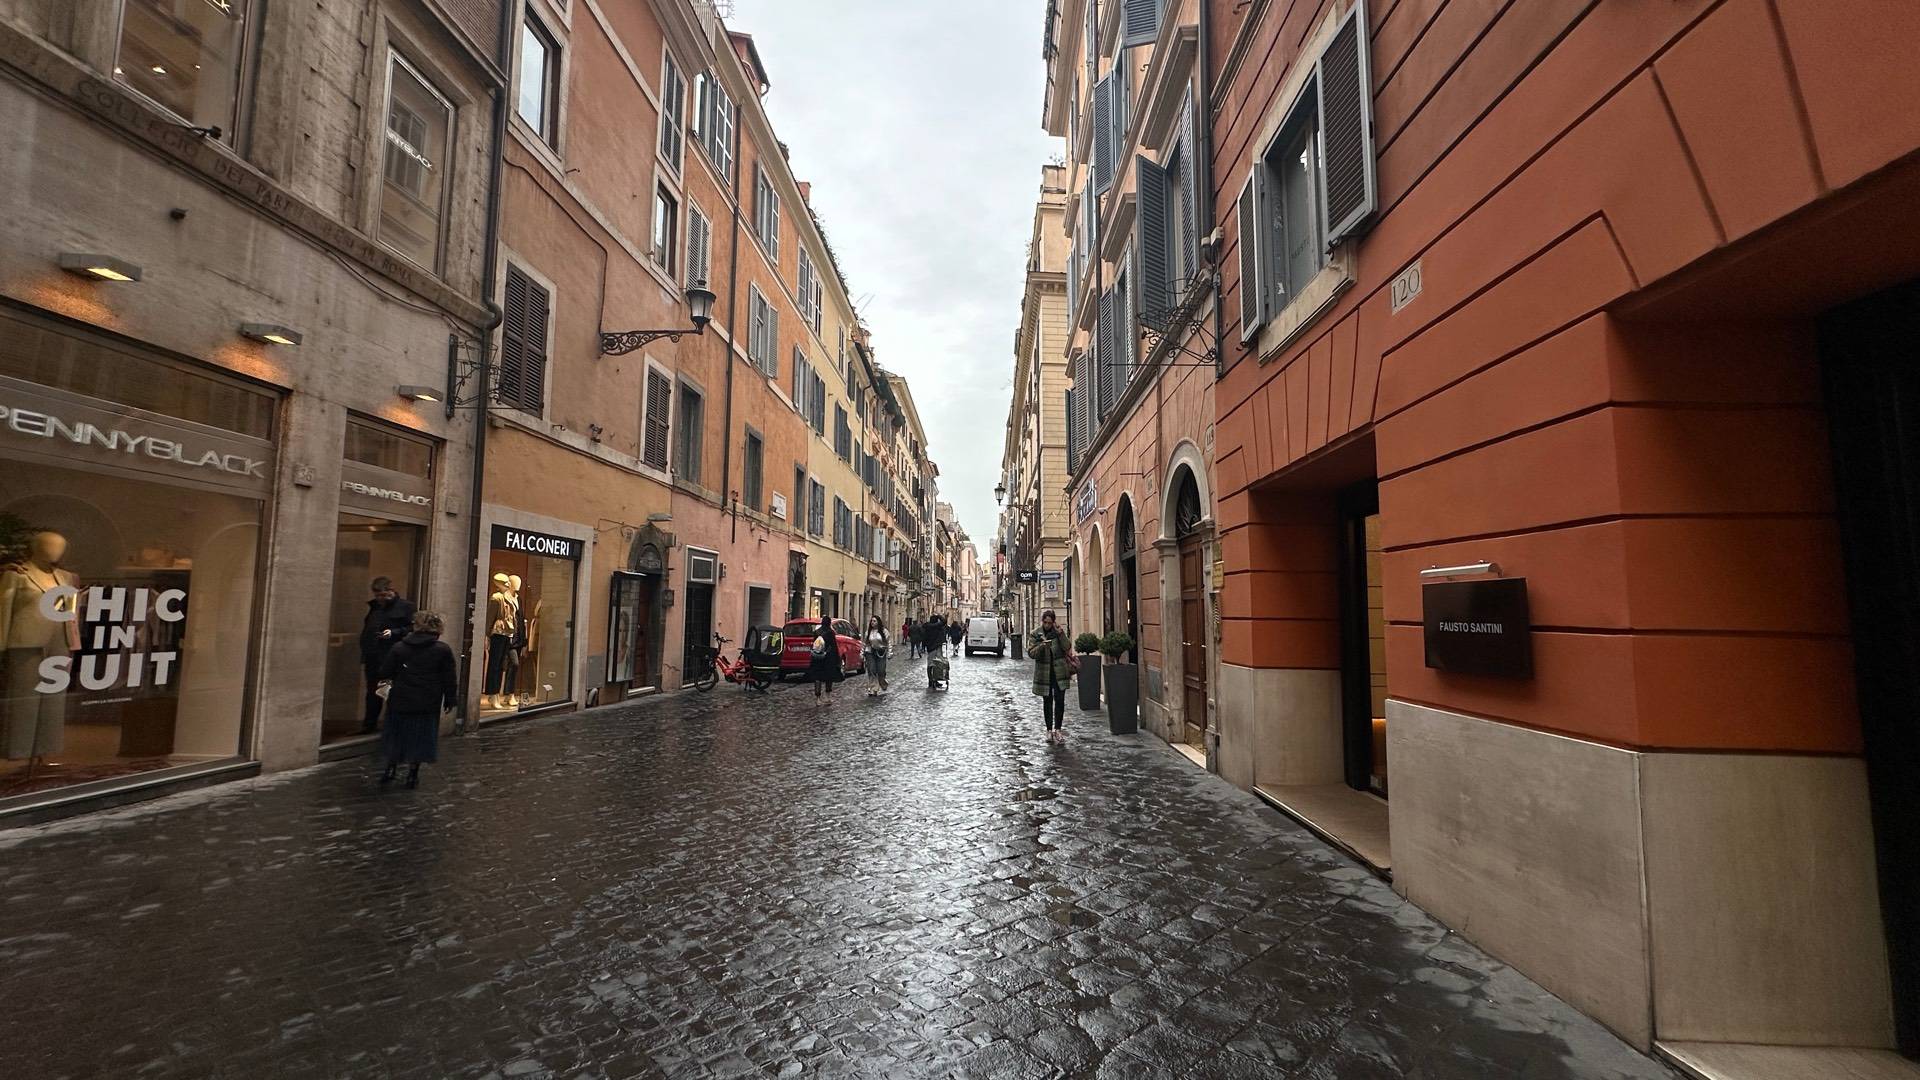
left=1256, top=254, right=1354, bottom=366
left=509, top=118, right=566, bottom=181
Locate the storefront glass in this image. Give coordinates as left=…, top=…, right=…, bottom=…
left=323, top=418, right=434, bottom=744
left=0, top=309, right=271, bottom=802
left=483, top=525, right=578, bottom=716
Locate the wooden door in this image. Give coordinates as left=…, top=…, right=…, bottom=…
left=1179, top=536, right=1207, bottom=748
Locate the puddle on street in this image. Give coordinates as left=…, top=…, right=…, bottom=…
left=1045, top=905, right=1102, bottom=929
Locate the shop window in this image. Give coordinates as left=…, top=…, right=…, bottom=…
left=116, top=0, right=250, bottom=134
left=379, top=53, right=453, bottom=273
left=674, top=382, right=703, bottom=484
left=651, top=183, right=678, bottom=276
left=482, top=525, right=579, bottom=716
left=0, top=311, right=273, bottom=803
left=517, top=8, right=561, bottom=148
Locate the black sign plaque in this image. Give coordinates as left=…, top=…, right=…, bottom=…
left=1015, top=569, right=1039, bottom=584
left=1422, top=578, right=1533, bottom=678
left=492, top=524, right=583, bottom=561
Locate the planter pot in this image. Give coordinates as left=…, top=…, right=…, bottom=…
left=1077, top=653, right=1102, bottom=710
left=1103, top=661, right=1139, bottom=734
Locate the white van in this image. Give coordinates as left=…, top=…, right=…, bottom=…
left=964, top=615, right=1004, bottom=657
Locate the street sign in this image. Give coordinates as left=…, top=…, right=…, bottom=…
left=1038, top=571, right=1062, bottom=581
left=1016, top=569, right=1038, bottom=584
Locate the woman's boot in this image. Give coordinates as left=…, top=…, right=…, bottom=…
left=380, top=762, right=397, bottom=784
left=405, top=764, right=420, bottom=789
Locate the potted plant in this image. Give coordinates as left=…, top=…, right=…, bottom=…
left=1074, top=632, right=1103, bottom=711
left=1100, top=632, right=1138, bottom=734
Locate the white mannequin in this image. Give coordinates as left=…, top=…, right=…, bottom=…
left=483, top=572, right=521, bottom=709
left=1, top=531, right=82, bottom=769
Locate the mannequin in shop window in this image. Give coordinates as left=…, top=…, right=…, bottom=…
left=483, top=572, right=521, bottom=710
left=1, top=531, right=83, bottom=775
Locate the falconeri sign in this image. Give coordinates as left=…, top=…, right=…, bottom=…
left=492, top=524, right=583, bottom=561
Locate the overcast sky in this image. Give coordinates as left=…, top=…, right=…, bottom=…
left=733, top=0, right=1059, bottom=558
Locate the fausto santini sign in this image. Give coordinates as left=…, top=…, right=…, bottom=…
left=1422, top=577, right=1533, bottom=678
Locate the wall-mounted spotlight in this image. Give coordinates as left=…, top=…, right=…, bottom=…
left=395, top=384, right=442, bottom=403
left=240, top=323, right=301, bottom=346
left=58, top=253, right=142, bottom=282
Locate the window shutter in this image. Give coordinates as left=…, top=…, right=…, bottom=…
left=791, top=347, right=806, bottom=414
left=500, top=265, right=548, bottom=415
left=1119, top=261, right=1137, bottom=377
left=1096, top=287, right=1119, bottom=420
left=687, top=205, right=711, bottom=288
left=643, top=369, right=670, bottom=469
left=1135, top=154, right=1172, bottom=329
left=1237, top=173, right=1266, bottom=341
left=1122, top=0, right=1160, bottom=46
left=1177, top=90, right=1200, bottom=283
left=765, top=307, right=779, bottom=375
left=1092, top=74, right=1114, bottom=194
left=1316, top=0, right=1377, bottom=245
left=1065, top=386, right=1078, bottom=473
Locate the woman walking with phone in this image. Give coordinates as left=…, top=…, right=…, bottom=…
left=864, top=616, right=890, bottom=695
left=1027, top=609, right=1074, bottom=743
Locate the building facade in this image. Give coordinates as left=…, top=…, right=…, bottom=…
left=1209, top=0, right=1920, bottom=1064
left=0, top=0, right=502, bottom=817
left=1045, top=0, right=1221, bottom=751
left=999, top=165, right=1075, bottom=634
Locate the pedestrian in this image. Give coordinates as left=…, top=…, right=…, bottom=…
left=810, top=614, right=841, bottom=701
left=864, top=615, right=890, bottom=695
left=947, top=618, right=964, bottom=656
left=924, top=613, right=947, bottom=658
left=359, top=576, right=416, bottom=734
left=378, top=610, right=458, bottom=788
left=1028, top=609, right=1074, bottom=743
left=902, top=617, right=917, bottom=658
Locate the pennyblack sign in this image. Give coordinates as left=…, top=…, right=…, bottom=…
left=1422, top=577, right=1533, bottom=678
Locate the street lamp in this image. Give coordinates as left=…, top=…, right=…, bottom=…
left=600, top=283, right=718, bottom=355
left=993, top=481, right=1006, bottom=505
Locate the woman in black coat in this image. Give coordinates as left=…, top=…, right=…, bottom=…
left=809, top=615, right=842, bottom=701
left=378, top=610, right=459, bottom=788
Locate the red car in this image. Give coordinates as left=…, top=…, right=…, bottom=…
left=780, top=619, right=864, bottom=680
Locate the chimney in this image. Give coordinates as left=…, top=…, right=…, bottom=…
left=797, top=181, right=811, bottom=204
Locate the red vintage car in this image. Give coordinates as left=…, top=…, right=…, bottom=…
left=780, top=618, right=865, bottom=680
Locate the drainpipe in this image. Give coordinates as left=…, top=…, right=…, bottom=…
left=456, top=0, right=513, bottom=733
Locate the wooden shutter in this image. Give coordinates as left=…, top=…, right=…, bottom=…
left=687, top=205, right=711, bottom=287
left=1237, top=173, right=1265, bottom=341
left=1066, top=386, right=1078, bottom=473
left=1096, top=287, right=1119, bottom=421
left=1135, top=154, right=1171, bottom=329
left=791, top=347, right=806, bottom=413
left=1177, top=90, right=1200, bottom=284
left=1092, top=74, right=1115, bottom=194
left=642, top=369, right=670, bottom=469
left=500, top=265, right=548, bottom=415
left=1122, top=0, right=1159, bottom=46
left=1119, top=261, right=1137, bottom=376
left=1317, top=0, right=1377, bottom=245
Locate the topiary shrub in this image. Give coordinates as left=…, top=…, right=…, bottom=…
left=1099, top=631, right=1133, bottom=659
left=1074, top=632, right=1102, bottom=654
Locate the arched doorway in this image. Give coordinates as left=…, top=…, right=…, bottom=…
left=1114, top=496, right=1140, bottom=664
left=1171, top=468, right=1208, bottom=751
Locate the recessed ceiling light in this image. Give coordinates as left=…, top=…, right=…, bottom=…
left=150, top=65, right=166, bottom=75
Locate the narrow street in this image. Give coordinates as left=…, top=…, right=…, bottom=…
left=2, top=655, right=1673, bottom=1080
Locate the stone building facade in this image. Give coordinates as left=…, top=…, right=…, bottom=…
left=0, top=0, right=503, bottom=819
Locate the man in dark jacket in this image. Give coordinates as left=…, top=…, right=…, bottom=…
left=924, top=614, right=947, bottom=657
left=360, top=577, right=416, bottom=733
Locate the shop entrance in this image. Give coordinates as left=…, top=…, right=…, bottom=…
left=322, top=517, right=424, bottom=743
left=1820, top=279, right=1920, bottom=1056
left=681, top=549, right=718, bottom=678
left=1172, top=469, right=1207, bottom=750
left=1337, top=484, right=1389, bottom=797
left=1114, top=497, right=1140, bottom=664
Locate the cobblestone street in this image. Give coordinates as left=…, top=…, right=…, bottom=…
left=0, top=654, right=1677, bottom=1080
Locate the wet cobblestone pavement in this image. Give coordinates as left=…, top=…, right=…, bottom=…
left=1, top=654, right=1678, bottom=1080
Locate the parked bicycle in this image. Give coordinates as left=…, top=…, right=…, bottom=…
left=691, top=632, right=774, bottom=692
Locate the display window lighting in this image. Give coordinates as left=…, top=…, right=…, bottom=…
left=58, top=253, right=143, bottom=282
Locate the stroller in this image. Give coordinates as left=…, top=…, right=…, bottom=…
left=742, top=625, right=785, bottom=686
left=927, top=651, right=950, bottom=690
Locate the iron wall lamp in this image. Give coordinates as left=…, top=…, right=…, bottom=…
left=601, top=283, right=718, bottom=355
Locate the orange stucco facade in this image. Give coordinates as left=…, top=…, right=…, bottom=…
left=1211, top=0, right=1920, bottom=754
